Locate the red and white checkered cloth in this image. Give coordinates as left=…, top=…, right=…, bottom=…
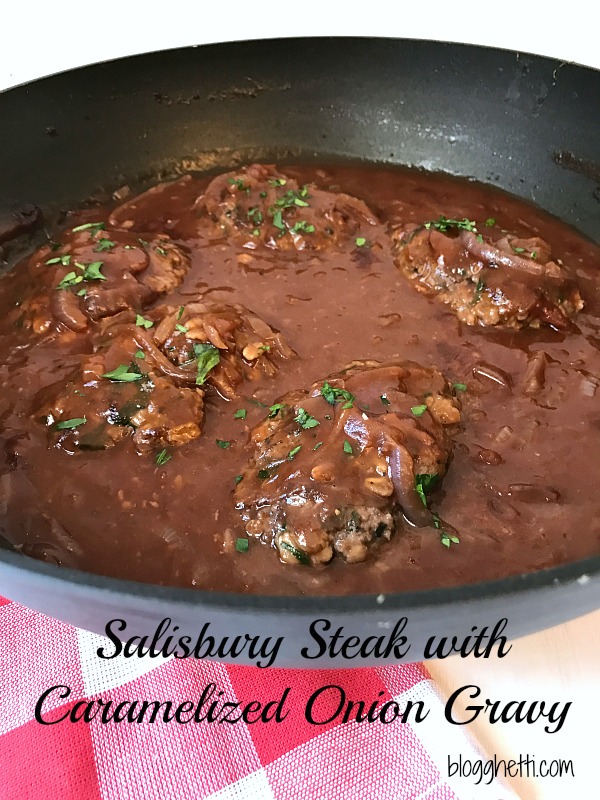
left=0, top=597, right=514, bottom=800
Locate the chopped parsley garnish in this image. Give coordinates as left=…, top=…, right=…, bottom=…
left=77, top=288, right=87, bottom=297
left=233, top=408, right=247, bottom=419
left=288, top=445, right=302, bottom=460
left=247, top=207, right=264, bottom=224
left=292, top=220, right=315, bottom=234
left=134, top=350, right=145, bottom=360
left=155, top=449, right=172, bottom=466
left=56, top=417, right=86, bottom=430
left=280, top=540, right=310, bottom=565
left=56, top=259, right=105, bottom=290
left=72, top=221, right=105, bottom=234
left=175, top=324, right=188, bottom=333
left=137, top=238, right=149, bottom=247
left=177, top=305, right=185, bottom=320
left=216, top=439, right=231, bottom=449
left=343, top=440, right=354, bottom=455
left=234, top=474, right=244, bottom=484
left=271, top=210, right=285, bottom=230
left=424, top=216, right=477, bottom=233
left=274, top=188, right=310, bottom=209
left=94, top=239, right=116, bottom=252
left=268, top=403, right=286, bottom=418
left=294, top=408, right=319, bottom=429
left=313, top=442, right=323, bottom=450
left=453, top=382, right=467, bottom=392
left=485, top=218, right=496, bottom=227
left=257, top=468, right=270, bottom=480
left=355, top=237, right=367, bottom=247
left=235, top=537, right=249, bottom=553
left=154, top=246, right=168, bottom=256
left=432, top=512, right=460, bottom=547
left=102, top=364, right=144, bottom=382
left=76, top=261, right=106, bottom=281
left=194, top=343, right=220, bottom=385
left=228, top=178, right=249, bottom=192
left=268, top=178, right=287, bottom=187
left=411, top=404, right=428, bottom=417
left=531, top=251, right=537, bottom=260
left=135, top=314, right=154, bottom=329
left=415, top=473, right=439, bottom=507
left=259, top=191, right=267, bottom=198
left=320, top=382, right=355, bottom=408
left=512, top=246, right=525, bottom=254
left=258, top=344, right=270, bottom=352
left=56, top=271, right=83, bottom=290
left=46, top=254, right=71, bottom=266
left=380, top=394, right=390, bottom=406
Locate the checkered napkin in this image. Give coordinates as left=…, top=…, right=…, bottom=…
left=0, top=597, right=514, bottom=800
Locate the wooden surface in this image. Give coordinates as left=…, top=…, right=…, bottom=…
left=427, top=609, right=600, bottom=799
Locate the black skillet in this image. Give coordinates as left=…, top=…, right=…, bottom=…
left=0, top=38, right=598, bottom=666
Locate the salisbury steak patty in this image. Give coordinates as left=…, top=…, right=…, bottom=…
left=234, top=360, right=461, bottom=566
left=195, top=163, right=379, bottom=253
left=18, top=223, right=190, bottom=335
left=392, top=217, right=583, bottom=330
left=35, top=325, right=204, bottom=457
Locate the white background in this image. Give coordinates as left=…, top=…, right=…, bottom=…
left=0, top=0, right=599, bottom=90
left=1, top=3, right=598, bottom=799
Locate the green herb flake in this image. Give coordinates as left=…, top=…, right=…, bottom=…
left=77, top=288, right=87, bottom=297
left=156, top=449, right=172, bottom=466
left=268, top=403, right=286, bottom=418
left=94, top=239, right=116, bottom=252
left=258, top=344, right=270, bottom=352
left=512, top=246, right=525, bottom=254
left=288, top=445, right=302, bottom=460
left=56, top=417, right=87, bottom=430
left=234, top=408, right=247, bottom=419
left=355, top=237, right=367, bottom=247
left=234, top=474, right=244, bottom=484
left=193, top=343, right=220, bottom=385
left=258, top=468, right=270, bottom=480
left=175, top=324, right=188, bottom=333
left=235, top=537, right=249, bottom=553
left=380, top=394, right=391, bottom=406
left=135, top=314, right=154, bottom=329
left=279, top=540, right=310, bottom=565
left=313, top=442, right=323, bottom=450
left=424, top=216, right=478, bottom=233
left=56, top=271, right=83, bottom=290
left=72, top=221, right=105, bottom=234
left=453, top=382, right=467, bottom=392
left=102, top=364, right=144, bottom=382
left=343, top=440, right=354, bottom=455
left=81, top=261, right=106, bottom=281
left=216, top=439, right=231, bottom=449
left=292, top=220, right=315, bottom=234
left=272, top=209, right=285, bottom=230
left=268, top=178, right=287, bottom=187
left=414, top=473, right=439, bottom=507
left=134, top=350, right=145, bottom=360
left=177, top=305, right=185, bottom=320
left=411, top=404, right=428, bottom=417
left=485, top=218, right=496, bottom=227
left=320, top=382, right=355, bottom=408
left=294, top=407, right=319, bottom=429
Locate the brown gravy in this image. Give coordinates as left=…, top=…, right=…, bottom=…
left=1, top=163, right=599, bottom=595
